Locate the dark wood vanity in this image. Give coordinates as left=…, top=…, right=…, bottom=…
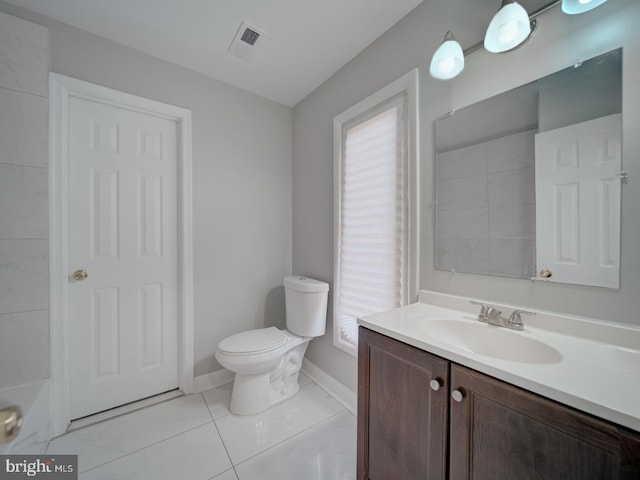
left=357, top=327, right=640, bottom=480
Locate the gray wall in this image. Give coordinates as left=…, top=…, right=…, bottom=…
left=538, top=52, right=622, bottom=132
left=292, top=1, right=452, bottom=391
left=293, top=0, right=640, bottom=393
left=431, top=0, right=640, bottom=325
left=0, top=11, right=49, bottom=389
left=0, top=1, right=293, bottom=380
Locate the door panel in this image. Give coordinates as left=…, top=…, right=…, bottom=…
left=535, top=113, right=621, bottom=288
left=68, top=97, right=179, bottom=419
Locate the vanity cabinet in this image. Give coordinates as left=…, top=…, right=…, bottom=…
left=449, top=364, right=640, bottom=480
left=357, top=326, right=448, bottom=480
left=358, top=327, right=640, bottom=480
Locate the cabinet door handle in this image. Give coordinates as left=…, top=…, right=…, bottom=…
left=451, top=389, right=465, bottom=402
left=429, top=378, right=443, bottom=391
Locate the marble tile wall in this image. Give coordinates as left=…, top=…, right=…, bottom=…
left=435, top=129, right=536, bottom=279
left=0, top=11, right=50, bottom=389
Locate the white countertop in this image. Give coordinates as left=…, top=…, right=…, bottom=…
left=358, top=293, right=640, bottom=432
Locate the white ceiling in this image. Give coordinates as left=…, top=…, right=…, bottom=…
left=6, top=0, right=425, bottom=106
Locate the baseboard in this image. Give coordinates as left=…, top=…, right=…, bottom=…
left=193, top=369, right=235, bottom=393
left=301, top=358, right=357, bottom=415
left=194, top=363, right=357, bottom=414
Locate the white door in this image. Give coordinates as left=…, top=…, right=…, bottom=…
left=67, top=96, right=179, bottom=419
left=535, top=113, right=622, bottom=289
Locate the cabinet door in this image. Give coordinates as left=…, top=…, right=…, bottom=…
left=450, top=364, right=640, bottom=480
left=358, top=327, right=449, bottom=480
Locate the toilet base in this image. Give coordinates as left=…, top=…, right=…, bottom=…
left=229, top=340, right=310, bottom=415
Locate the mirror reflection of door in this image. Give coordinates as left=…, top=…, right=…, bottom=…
left=434, top=48, right=622, bottom=289
left=535, top=113, right=621, bottom=289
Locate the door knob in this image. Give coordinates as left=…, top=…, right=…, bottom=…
left=430, top=378, right=443, bottom=392
left=539, top=268, right=553, bottom=278
left=72, top=269, right=89, bottom=281
left=0, top=405, right=22, bottom=445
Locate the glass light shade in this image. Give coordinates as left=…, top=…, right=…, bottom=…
left=430, top=34, right=464, bottom=80
left=484, top=1, right=531, bottom=53
left=562, top=0, right=608, bottom=15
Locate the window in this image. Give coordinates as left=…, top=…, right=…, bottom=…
left=333, top=70, right=418, bottom=356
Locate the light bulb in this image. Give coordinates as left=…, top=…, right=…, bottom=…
left=484, top=1, right=531, bottom=53
left=429, top=31, right=464, bottom=80
left=438, top=57, right=456, bottom=74
left=498, top=21, right=519, bottom=45
left=562, top=0, right=607, bottom=14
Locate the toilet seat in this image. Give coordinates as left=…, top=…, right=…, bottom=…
left=218, top=326, right=289, bottom=356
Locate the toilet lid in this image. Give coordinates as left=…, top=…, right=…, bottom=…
left=218, top=327, right=288, bottom=355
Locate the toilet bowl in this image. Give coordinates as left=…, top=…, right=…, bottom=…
left=215, top=276, right=329, bottom=415
left=215, top=327, right=311, bottom=415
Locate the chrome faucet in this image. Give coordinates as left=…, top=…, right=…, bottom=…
left=469, top=300, right=535, bottom=331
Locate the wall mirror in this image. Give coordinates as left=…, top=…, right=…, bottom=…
left=434, top=48, right=622, bottom=288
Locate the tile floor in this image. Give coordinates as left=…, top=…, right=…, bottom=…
left=46, top=373, right=357, bottom=479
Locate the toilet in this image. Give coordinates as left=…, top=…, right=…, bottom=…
left=215, top=276, right=329, bottom=415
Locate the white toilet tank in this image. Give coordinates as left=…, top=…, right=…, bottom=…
left=284, top=276, right=329, bottom=337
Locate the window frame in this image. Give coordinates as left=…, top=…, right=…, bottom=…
left=332, top=69, right=419, bottom=357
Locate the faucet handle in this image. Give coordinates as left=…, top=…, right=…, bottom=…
left=470, top=301, right=502, bottom=321
left=508, top=309, right=536, bottom=328
left=469, top=300, right=489, bottom=316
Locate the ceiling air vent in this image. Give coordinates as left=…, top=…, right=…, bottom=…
left=228, top=21, right=266, bottom=60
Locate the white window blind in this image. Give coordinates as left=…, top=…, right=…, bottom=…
left=335, top=95, right=408, bottom=352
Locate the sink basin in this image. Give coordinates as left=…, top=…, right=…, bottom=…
left=422, top=319, right=562, bottom=364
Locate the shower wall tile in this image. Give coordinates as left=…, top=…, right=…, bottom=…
left=455, top=238, right=491, bottom=275
left=0, top=164, right=48, bottom=238
left=0, top=310, right=49, bottom=389
left=436, top=143, right=486, bottom=181
left=0, top=11, right=50, bottom=390
left=488, top=167, right=535, bottom=207
left=0, top=11, right=48, bottom=97
left=437, top=175, right=488, bottom=211
left=486, top=129, right=535, bottom=173
left=490, top=239, right=536, bottom=278
left=0, top=88, right=48, bottom=167
left=435, top=135, right=537, bottom=279
left=489, top=204, right=536, bottom=240
left=434, top=238, right=456, bottom=272
left=435, top=238, right=490, bottom=275
left=436, top=208, right=489, bottom=240
left=0, top=239, right=49, bottom=315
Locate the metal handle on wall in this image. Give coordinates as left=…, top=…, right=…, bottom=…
left=0, top=405, right=23, bottom=445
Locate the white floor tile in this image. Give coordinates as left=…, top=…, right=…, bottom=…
left=202, top=383, right=233, bottom=419
left=215, top=383, right=344, bottom=465
left=48, top=393, right=213, bottom=472
left=235, top=410, right=356, bottom=480
left=68, top=390, right=184, bottom=432
left=210, top=469, right=238, bottom=480
left=79, top=424, right=231, bottom=480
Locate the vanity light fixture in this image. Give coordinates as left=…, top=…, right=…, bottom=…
left=562, top=0, right=608, bottom=15
left=429, top=31, right=465, bottom=80
left=429, top=0, right=609, bottom=80
left=484, top=0, right=533, bottom=53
